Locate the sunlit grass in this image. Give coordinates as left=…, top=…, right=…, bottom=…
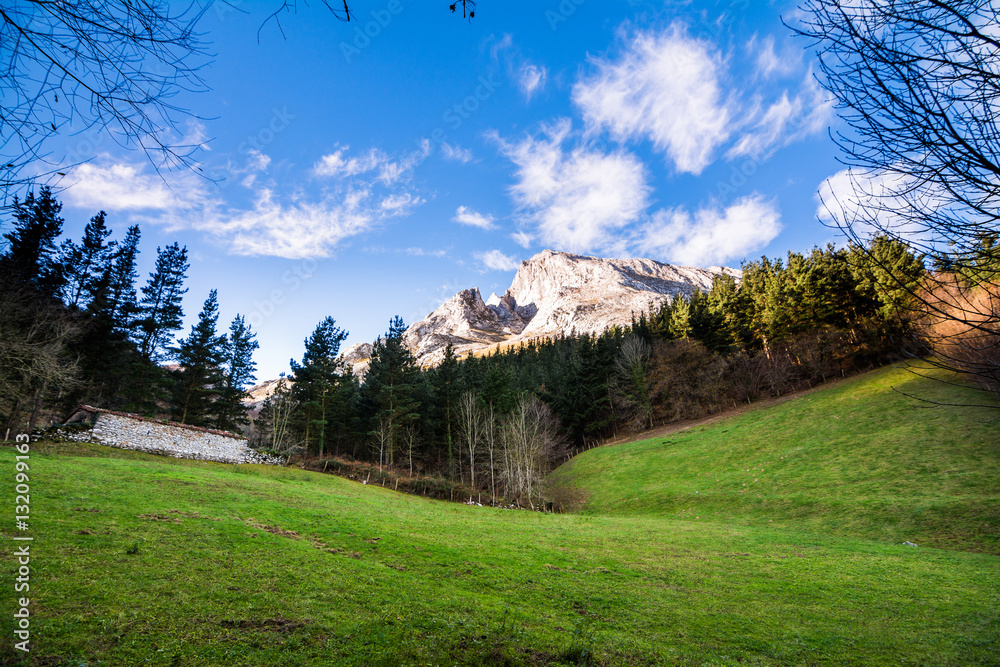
left=0, top=363, right=997, bottom=665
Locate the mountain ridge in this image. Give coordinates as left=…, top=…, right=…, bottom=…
left=341, top=249, right=738, bottom=373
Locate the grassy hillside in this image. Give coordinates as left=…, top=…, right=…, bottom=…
left=1, top=364, right=998, bottom=666
left=547, top=363, right=1000, bottom=555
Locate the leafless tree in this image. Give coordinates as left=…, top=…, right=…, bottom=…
left=792, top=0, right=999, bottom=400
left=457, top=390, right=481, bottom=487
left=0, top=2, right=213, bottom=202
left=401, top=423, right=419, bottom=476
left=0, top=284, right=81, bottom=436
left=251, top=378, right=301, bottom=458
left=372, top=414, right=392, bottom=472
left=481, top=401, right=499, bottom=502
left=260, top=0, right=476, bottom=34
left=499, top=395, right=562, bottom=508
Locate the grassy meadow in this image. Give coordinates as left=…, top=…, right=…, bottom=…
left=1, top=363, right=998, bottom=666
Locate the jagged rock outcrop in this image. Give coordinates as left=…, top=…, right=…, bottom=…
left=401, top=249, right=738, bottom=367
left=400, top=288, right=528, bottom=367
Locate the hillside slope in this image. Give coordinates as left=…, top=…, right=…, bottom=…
left=546, top=363, right=1000, bottom=554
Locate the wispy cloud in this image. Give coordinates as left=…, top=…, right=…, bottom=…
left=475, top=249, right=520, bottom=272
left=61, top=158, right=210, bottom=212
left=441, top=143, right=474, bottom=163
left=519, top=63, right=548, bottom=101
left=453, top=205, right=496, bottom=230
left=572, top=23, right=832, bottom=173
left=494, top=119, right=650, bottom=253
left=62, top=141, right=427, bottom=260
left=197, top=187, right=379, bottom=259
left=313, top=145, right=388, bottom=178
left=726, top=71, right=833, bottom=160
left=748, top=34, right=797, bottom=79
left=638, top=195, right=782, bottom=266
left=572, top=24, right=733, bottom=175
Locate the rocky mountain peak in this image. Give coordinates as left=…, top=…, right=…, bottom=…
left=393, top=249, right=736, bottom=368
left=250, top=250, right=738, bottom=397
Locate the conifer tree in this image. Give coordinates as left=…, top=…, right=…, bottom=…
left=430, top=344, right=462, bottom=477
left=134, top=242, right=188, bottom=362
left=1, top=186, right=65, bottom=296
left=360, top=316, right=420, bottom=468
left=58, top=211, right=114, bottom=309
left=290, top=317, right=351, bottom=456
left=215, top=314, right=259, bottom=432
left=72, top=224, right=143, bottom=409
left=173, top=290, right=227, bottom=426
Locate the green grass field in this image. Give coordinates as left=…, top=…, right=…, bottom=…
left=1, top=364, right=998, bottom=666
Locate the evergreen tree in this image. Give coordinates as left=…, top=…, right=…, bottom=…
left=58, top=211, right=114, bottom=309
left=849, top=236, right=926, bottom=324
left=134, top=243, right=188, bottom=362
left=95, top=224, right=141, bottom=334
left=668, top=295, right=692, bottom=340
left=429, top=344, right=463, bottom=477
left=71, top=224, right=143, bottom=409
left=360, top=316, right=420, bottom=469
left=1, top=186, right=65, bottom=296
left=173, top=290, right=227, bottom=426
left=215, top=314, right=259, bottom=432
left=290, top=317, right=351, bottom=457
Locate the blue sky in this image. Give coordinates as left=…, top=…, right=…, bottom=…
left=44, top=0, right=850, bottom=381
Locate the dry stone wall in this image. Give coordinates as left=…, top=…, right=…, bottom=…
left=89, top=411, right=249, bottom=464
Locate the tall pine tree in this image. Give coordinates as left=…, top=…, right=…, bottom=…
left=215, top=314, right=259, bottom=432
left=290, top=317, right=352, bottom=457
left=1, top=186, right=65, bottom=296
left=58, top=211, right=114, bottom=309
left=173, top=290, right=227, bottom=426
left=134, top=243, right=188, bottom=362
left=360, top=316, right=420, bottom=469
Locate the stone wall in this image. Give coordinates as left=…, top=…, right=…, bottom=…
left=71, top=408, right=250, bottom=464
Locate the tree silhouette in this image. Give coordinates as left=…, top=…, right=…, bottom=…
left=793, top=0, right=1000, bottom=399
left=0, top=2, right=211, bottom=201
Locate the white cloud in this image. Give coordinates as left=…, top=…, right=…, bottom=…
left=749, top=35, right=796, bottom=79
left=453, top=205, right=496, bottom=230
left=380, top=192, right=424, bottom=215
left=441, top=143, right=474, bottom=163
left=63, top=143, right=427, bottom=259
left=572, top=24, right=833, bottom=173
left=495, top=119, right=651, bottom=253
left=313, top=145, right=388, bottom=178
left=726, top=72, right=834, bottom=160
left=519, top=63, right=548, bottom=100
left=61, top=159, right=210, bottom=211
left=376, top=139, right=430, bottom=185
left=405, top=247, right=449, bottom=258
left=475, top=249, right=520, bottom=272
left=511, top=230, right=533, bottom=248
left=639, top=195, right=782, bottom=266
left=186, top=187, right=377, bottom=259
left=815, top=167, right=931, bottom=243
left=572, top=24, right=734, bottom=175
